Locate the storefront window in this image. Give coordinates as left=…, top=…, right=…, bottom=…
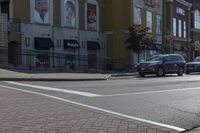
left=35, top=54, right=50, bottom=67
left=65, top=54, right=76, bottom=70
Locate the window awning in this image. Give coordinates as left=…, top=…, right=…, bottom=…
left=87, top=41, right=101, bottom=50
left=64, top=40, right=80, bottom=49
left=34, top=37, right=54, bottom=50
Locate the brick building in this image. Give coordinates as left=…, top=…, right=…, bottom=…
left=163, top=0, right=192, bottom=60
left=185, top=0, right=200, bottom=60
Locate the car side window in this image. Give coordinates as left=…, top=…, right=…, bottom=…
left=165, top=56, right=172, bottom=62
left=171, top=56, right=178, bottom=62
left=175, top=55, right=185, bottom=62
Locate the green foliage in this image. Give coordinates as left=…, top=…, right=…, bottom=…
left=125, top=24, right=156, bottom=53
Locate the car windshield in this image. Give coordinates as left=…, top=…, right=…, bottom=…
left=147, top=55, right=165, bottom=61
left=194, top=57, right=200, bottom=62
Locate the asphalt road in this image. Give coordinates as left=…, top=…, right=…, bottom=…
left=1, top=74, right=200, bottom=131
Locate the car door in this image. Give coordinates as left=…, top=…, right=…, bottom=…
left=171, top=55, right=179, bottom=72
left=163, top=56, right=177, bottom=73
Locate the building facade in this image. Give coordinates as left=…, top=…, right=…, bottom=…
left=0, top=0, right=106, bottom=71
left=185, top=0, right=200, bottom=60
left=133, top=0, right=163, bottom=64
left=0, top=0, right=198, bottom=71
left=164, top=0, right=192, bottom=60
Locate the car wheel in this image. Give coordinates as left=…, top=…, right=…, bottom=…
left=177, top=67, right=184, bottom=76
left=157, top=67, right=165, bottom=77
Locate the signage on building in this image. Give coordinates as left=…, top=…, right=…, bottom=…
left=176, top=7, right=185, bottom=16
left=144, top=0, right=160, bottom=8
left=68, top=42, right=79, bottom=47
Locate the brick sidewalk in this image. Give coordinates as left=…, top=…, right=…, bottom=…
left=0, top=87, right=179, bottom=133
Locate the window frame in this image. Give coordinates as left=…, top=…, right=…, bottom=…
left=146, top=10, right=153, bottom=33
left=173, top=18, right=177, bottom=37
left=134, top=6, right=142, bottom=25
left=194, top=10, right=200, bottom=30
left=178, top=19, right=182, bottom=38
left=156, top=14, right=162, bottom=35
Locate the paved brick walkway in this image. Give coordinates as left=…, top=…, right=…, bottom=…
left=0, top=87, right=179, bottom=133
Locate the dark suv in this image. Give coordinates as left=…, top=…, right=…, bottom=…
left=137, top=54, right=186, bottom=77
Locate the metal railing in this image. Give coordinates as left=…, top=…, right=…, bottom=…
left=0, top=46, right=126, bottom=72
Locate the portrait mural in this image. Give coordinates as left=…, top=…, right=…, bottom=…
left=64, top=0, right=76, bottom=28
left=35, top=0, right=50, bottom=24
left=87, top=3, right=97, bottom=31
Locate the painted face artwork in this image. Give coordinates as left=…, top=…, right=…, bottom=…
left=35, top=0, right=49, bottom=23
left=65, top=0, right=76, bottom=27
left=87, top=4, right=97, bottom=30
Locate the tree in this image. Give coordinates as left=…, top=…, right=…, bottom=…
left=125, top=24, right=156, bottom=63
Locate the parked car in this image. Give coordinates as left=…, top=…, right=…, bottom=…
left=186, top=56, right=200, bottom=74
left=137, top=54, right=186, bottom=77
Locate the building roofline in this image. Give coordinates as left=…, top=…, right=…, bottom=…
left=176, top=0, right=192, bottom=8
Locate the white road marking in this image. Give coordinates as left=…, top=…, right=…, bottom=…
left=0, top=85, right=185, bottom=132
left=4, top=81, right=101, bottom=97
left=97, top=86, right=200, bottom=97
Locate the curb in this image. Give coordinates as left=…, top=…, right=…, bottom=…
left=111, top=73, right=137, bottom=77
left=0, top=78, right=109, bottom=81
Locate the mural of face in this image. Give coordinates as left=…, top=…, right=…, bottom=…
left=88, top=10, right=96, bottom=24
left=35, top=0, right=49, bottom=21
left=66, top=0, right=75, bottom=27
left=87, top=4, right=97, bottom=30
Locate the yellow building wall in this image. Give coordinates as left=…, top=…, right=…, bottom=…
left=53, top=0, right=60, bottom=27
left=79, top=0, right=85, bottom=30
left=102, top=0, right=132, bottom=69
left=13, top=0, right=30, bottom=22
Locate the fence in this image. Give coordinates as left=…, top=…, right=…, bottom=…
left=0, top=46, right=127, bottom=72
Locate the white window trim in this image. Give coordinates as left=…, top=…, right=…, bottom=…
left=85, top=0, right=99, bottom=32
